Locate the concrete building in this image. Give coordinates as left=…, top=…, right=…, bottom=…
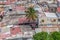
left=38, top=12, right=58, bottom=25
left=44, top=12, right=58, bottom=24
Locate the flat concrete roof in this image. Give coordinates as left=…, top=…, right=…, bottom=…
left=44, top=12, right=57, bottom=18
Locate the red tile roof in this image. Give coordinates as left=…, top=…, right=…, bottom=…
left=16, top=6, right=25, bottom=11
left=18, top=17, right=28, bottom=23
left=10, top=27, right=21, bottom=35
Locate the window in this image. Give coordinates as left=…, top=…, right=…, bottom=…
left=51, top=19, right=56, bottom=22
left=9, top=9, right=12, bottom=11
left=58, top=19, right=60, bottom=21
left=41, top=20, right=44, bottom=22
left=0, top=28, right=1, bottom=33
left=53, top=19, right=56, bottom=22
left=0, top=15, right=3, bottom=22
left=49, top=7, right=57, bottom=13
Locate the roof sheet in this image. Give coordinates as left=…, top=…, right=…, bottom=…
left=44, top=12, right=57, bottom=18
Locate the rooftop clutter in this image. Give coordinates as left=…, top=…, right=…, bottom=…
left=0, top=0, right=60, bottom=40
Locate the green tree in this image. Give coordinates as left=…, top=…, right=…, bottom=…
left=48, top=33, right=54, bottom=40
left=50, top=31, right=60, bottom=40
left=25, top=7, right=37, bottom=22
left=33, top=32, right=60, bottom=40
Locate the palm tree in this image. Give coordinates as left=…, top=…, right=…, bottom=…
left=25, top=7, right=37, bottom=22
left=25, top=7, right=38, bottom=29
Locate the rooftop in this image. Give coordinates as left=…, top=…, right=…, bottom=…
left=44, top=12, right=57, bottom=18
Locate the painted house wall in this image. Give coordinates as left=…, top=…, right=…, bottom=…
left=36, top=25, right=59, bottom=33
left=57, top=7, right=60, bottom=13
left=0, top=7, right=4, bottom=10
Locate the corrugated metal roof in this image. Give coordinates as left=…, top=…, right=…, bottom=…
left=44, top=12, right=57, bottom=18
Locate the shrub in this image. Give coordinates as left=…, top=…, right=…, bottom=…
left=33, top=32, right=48, bottom=40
